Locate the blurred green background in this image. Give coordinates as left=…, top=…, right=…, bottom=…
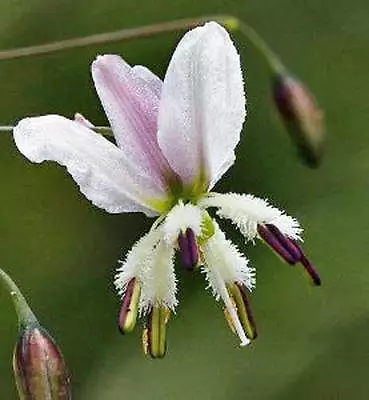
left=0, top=0, right=368, bottom=398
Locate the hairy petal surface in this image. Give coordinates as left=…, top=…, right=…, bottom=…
left=115, top=229, right=161, bottom=298
left=14, top=115, right=167, bottom=215
left=92, top=55, right=174, bottom=188
left=202, top=223, right=255, bottom=292
left=200, top=192, right=302, bottom=241
left=158, top=22, right=246, bottom=190
left=139, top=239, right=177, bottom=314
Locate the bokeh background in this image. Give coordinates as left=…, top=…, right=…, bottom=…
left=0, top=0, right=368, bottom=398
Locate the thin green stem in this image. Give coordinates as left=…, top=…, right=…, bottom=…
left=0, top=125, right=113, bottom=137
left=0, top=14, right=236, bottom=61
left=0, top=268, right=38, bottom=328
left=237, top=21, right=285, bottom=74
left=0, top=15, right=287, bottom=131
left=94, top=126, right=113, bottom=137
left=0, top=126, right=14, bottom=132
left=0, top=15, right=285, bottom=74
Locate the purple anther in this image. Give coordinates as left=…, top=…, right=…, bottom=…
left=178, top=228, right=199, bottom=271
left=257, top=224, right=299, bottom=264
left=118, top=278, right=136, bottom=333
left=300, top=254, right=321, bottom=286
left=266, top=224, right=302, bottom=262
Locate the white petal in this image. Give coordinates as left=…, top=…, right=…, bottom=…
left=14, top=115, right=169, bottom=215
left=158, top=22, right=246, bottom=189
left=200, top=192, right=302, bottom=241
left=92, top=55, right=174, bottom=187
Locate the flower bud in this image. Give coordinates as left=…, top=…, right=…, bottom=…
left=273, top=73, right=325, bottom=167
left=118, top=278, right=141, bottom=333
left=0, top=268, right=71, bottom=399
left=13, top=325, right=71, bottom=399
left=142, top=305, right=170, bottom=359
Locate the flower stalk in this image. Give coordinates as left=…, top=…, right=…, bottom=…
left=0, top=15, right=238, bottom=61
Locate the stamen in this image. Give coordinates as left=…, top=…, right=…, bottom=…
left=143, top=305, right=171, bottom=358
left=178, top=228, right=199, bottom=270
left=228, top=283, right=257, bottom=340
left=118, top=278, right=141, bottom=334
left=257, top=224, right=301, bottom=264
left=300, top=254, right=321, bottom=286
left=215, top=270, right=250, bottom=347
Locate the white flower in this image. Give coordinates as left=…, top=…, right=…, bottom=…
left=13, top=22, right=320, bottom=357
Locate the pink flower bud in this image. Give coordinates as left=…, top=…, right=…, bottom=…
left=273, top=73, right=325, bottom=167
left=13, top=325, right=71, bottom=399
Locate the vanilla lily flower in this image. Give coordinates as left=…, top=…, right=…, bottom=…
left=13, top=22, right=320, bottom=358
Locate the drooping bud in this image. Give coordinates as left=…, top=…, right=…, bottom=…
left=142, top=305, right=170, bottom=359
left=0, top=268, right=71, bottom=399
left=225, top=283, right=257, bottom=340
left=273, top=73, right=325, bottom=167
left=118, top=278, right=141, bottom=333
left=178, top=228, right=199, bottom=270
left=257, top=223, right=301, bottom=264
left=13, top=325, right=71, bottom=399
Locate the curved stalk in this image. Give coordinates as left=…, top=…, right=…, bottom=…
left=0, top=15, right=236, bottom=61
left=0, top=268, right=38, bottom=328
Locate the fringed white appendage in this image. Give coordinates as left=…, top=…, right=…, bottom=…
left=200, top=192, right=302, bottom=242
left=201, top=223, right=255, bottom=292
left=201, top=223, right=255, bottom=346
left=114, top=228, right=177, bottom=315
left=139, top=239, right=177, bottom=314
left=162, top=201, right=203, bottom=245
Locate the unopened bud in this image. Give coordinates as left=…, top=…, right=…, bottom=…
left=13, top=325, right=70, bottom=399
left=118, top=278, right=141, bottom=333
left=0, top=268, right=71, bottom=399
left=142, top=305, right=170, bottom=359
left=273, top=73, right=325, bottom=167
left=226, top=283, right=257, bottom=340
left=178, top=228, right=199, bottom=270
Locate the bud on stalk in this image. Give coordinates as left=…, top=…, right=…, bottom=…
left=13, top=325, right=70, bottom=399
left=273, top=73, right=326, bottom=167
left=0, top=268, right=71, bottom=399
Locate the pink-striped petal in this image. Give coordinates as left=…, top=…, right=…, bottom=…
left=131, top=65, right=163, bottom=98
left=91, top=55, right=175, bottom=189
